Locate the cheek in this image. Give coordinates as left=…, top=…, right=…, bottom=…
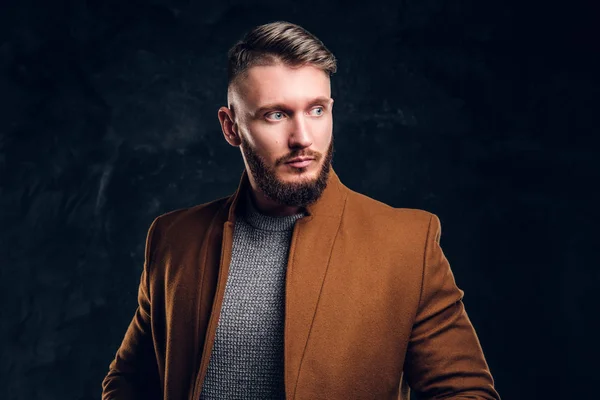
left=250, top=135, right=284, bottom=162
left=316, top=123, right=333, bottom=147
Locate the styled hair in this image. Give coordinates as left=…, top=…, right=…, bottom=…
left=227, top=21, right=337, bottom=94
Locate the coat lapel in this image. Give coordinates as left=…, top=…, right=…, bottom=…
left=282, top=167, right=347, bottom=397
left=194, top=166, right=348, bottom=399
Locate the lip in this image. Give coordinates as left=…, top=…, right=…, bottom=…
left=286, top=158, right=314, bottom=168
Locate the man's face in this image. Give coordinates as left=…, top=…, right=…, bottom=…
left=229, top=63, right=334, bottom=208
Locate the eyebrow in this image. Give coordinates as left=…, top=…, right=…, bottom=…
left=253, top=96, right=333, bottom=116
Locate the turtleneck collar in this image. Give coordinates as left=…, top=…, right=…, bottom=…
left=238, top=189, right=307, bottom=232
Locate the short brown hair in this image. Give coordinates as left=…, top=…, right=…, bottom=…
left=227, top=21, right=337, bottom=94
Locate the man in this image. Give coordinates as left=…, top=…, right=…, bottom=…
left=102, top=21, right=500, bottom=400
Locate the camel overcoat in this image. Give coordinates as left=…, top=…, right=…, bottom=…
left=102, top=167, right=500, bottom=400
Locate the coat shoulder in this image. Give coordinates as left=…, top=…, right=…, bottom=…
left=344, top=186, right=435, bottom=231
left=150, top=195, right=230, bottom=244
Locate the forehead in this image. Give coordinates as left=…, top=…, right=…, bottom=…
left=237, top=63, right=331, bottom=108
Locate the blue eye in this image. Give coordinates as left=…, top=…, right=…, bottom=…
left=267, top=112, right=284, bottom=120
left=311, top=107, right=324, bottom=116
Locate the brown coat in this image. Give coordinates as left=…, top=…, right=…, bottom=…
left=102, top=167, right=500, bottom=400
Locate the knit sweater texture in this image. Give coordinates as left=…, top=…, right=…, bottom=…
left=199, top=189, right=307, bottom=399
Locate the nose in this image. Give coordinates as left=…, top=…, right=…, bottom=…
left=288, top=114, right=313, bottom=148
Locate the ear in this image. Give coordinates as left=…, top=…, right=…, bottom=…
left=218, top=106, right=241, bottom=147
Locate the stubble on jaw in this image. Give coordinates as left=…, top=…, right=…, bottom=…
left=239, top=135, right=334, bottom=208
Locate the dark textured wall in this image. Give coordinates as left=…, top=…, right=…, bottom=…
left=1, top=0, right=597, bottom=399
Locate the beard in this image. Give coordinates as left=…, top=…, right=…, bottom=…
left=239, top=135, right=334, bottom=208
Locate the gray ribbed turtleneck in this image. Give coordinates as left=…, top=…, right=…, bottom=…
left=199, top=189, right=307, bottom=400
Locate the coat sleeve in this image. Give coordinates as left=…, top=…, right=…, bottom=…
left=403, top=213, right=500, bottom=399
left=101, top=217, right=162, bottom=400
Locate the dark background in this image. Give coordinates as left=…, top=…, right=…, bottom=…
left=1, top=0, right=598, bottom=399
